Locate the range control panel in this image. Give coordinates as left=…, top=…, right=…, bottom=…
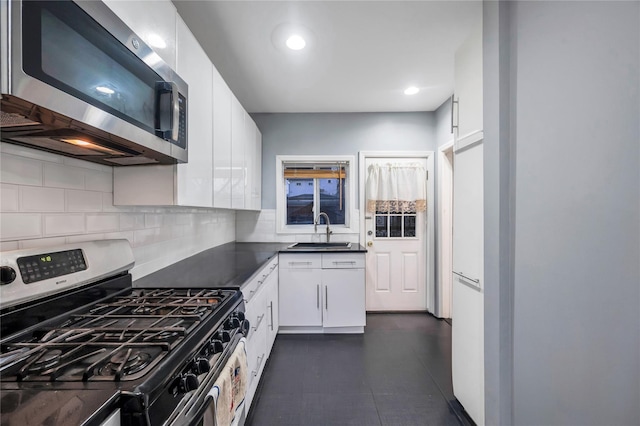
left=17, top=249, right=87, bottom=284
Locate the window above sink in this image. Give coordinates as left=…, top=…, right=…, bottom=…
left=276, top=155, right=358, bottom=236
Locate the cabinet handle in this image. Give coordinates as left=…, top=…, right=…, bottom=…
left=316, top=284, right=320, bottom=309
left=333, top=261, right=356, bottom=265
left=453, top=271, right=480, bottom=284
left=325, top=286, right=328, bottom=310
left=252, top=353, right=265, bottom=377
left=289, top=261, right=312, bottom=266
left=268, top=301, right=274, bottom=331
left=252, top=314, right=265, bottom=331
left=450, top=94, right=459, bottom=133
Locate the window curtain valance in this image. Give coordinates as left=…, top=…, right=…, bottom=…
left=366, top=163, right=427, bottom=213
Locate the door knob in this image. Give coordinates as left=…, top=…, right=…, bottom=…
left=367, top=241, right=373, bottom=247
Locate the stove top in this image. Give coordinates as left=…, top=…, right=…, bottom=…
left=1, top=289, right=231, bottom=383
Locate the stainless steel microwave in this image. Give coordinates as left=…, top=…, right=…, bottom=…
left=0, top=0, right=188, bottom=165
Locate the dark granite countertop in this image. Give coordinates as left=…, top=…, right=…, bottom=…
left=133, top=242, right=367, bottom=290
left=133, top=242, right=290, bottom=289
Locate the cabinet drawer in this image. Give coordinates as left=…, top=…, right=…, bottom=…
left=242, top=257, right=278, bottom=303
left=279, top=253, right=322, bottom=269
left=245, top=290, right=267, bottom=342
left=321, top=253, right=365, bottom=269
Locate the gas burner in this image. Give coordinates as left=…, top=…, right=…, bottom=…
left=33, top=349, right=62, bottom=370
left=98, top=350, right=151, bottom=378
left=180, top=305, right=210, bottom=316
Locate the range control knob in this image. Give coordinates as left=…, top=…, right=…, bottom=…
left=215, top=331, right=230, bottom=343
left=224, top=317, right=240, bottom=330
left=208, top=339, right=224, bottom=355
left=192, top=358, right=210, bottom=375
left=177, top=373, right=199, bottom=393
left=0, top=267, right=16, bottom=285
left=234, top=312, right=246, bottom=321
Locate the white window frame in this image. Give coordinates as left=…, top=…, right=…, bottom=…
left=276, top=155, right=357, bottom=235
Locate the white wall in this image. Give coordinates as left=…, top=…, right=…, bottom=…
left=0, top=143, right=236, bottom=280
left=484, top=1, right=640, bottom=424
left=236, top=112, right=436, bottom=243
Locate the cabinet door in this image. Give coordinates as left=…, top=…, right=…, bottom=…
left=175, top=17, right=212, bottom=207
left=454, top=24, right=483, bottom=144
left=265, top=271, right=279, bottom=353
left=103, top=0, right=177, bottom=69
left=253, top=126, right=262, bottom=210
left=230, top=95, right=245, bottom=209
left=279, top=268, right=322, bottom=326
left=322, top=269, right=366, bottom=328
left=452, top=142, right=483, bottom=287
left=212, top=66, right=232, bottom=209
left=243, top=111, right=255, bottom=210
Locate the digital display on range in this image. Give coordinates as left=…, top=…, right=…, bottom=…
left=17, top=249, right=87, bottom=284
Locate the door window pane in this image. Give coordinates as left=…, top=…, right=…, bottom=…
left=318, top=178, right=345, bottom=225
left=389, top=215, right=402, bottom=237
left=375, top=215, right=387, bottom=237
left=404, top=215, right=416, bottom=237
left=286, top=179, right=314, bottom=224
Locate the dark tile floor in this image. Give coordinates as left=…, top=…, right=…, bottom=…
left=245, top=313, right=471, bottom=426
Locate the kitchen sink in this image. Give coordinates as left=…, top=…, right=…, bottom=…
left=286, top=242, right=352, bottom=250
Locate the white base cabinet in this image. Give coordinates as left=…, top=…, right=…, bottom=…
left=278, top=253, right=365, bottom=334
left=243, top=256, right=279, bottom=412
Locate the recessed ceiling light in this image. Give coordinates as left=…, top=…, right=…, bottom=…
left=404, top=86, right=420, bottom=95
left=286, top=35, right=306, bottom=50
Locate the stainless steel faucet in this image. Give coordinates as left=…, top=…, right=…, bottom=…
left=314, top=212, right=332, bottom=243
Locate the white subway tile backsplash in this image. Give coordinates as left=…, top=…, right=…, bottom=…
left=19, top=237, right=67, bottom=249
left=101, top=193, right=121, bottom=212
left=1, top=154, right=43, bottom=186
left=44, top=163, right=85, bottom=189
left=86, top=213, right=119, bottom=233
left=44, top=213, right=85, bottom=236
left=1, top=213, right=42, bottom=240
left=145, top=214, right=164, bottom=228
left=134, top=228, right=161, bottom=247
left=1, top=142, right=64, bottom=163
left=1, top=184, right=20, bottom=212
left=119, top=213, right=144, bottom=231
left=103, top=231, right=134, bottom=244
left=21, top=186, right=65, bottom=212
left=0, top=241, right=19, bottom=251
left=62, top=156, right=111, bottom=172
left=66, top=190, right=103, bottom=212
left=66, top=234, right=104, bottom=244
left=85, top=170, right=112, bottom=192
left=1, top=145, right=237, bottom=279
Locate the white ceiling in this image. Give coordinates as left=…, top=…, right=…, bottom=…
left=172, top=1, right=482, bottom=113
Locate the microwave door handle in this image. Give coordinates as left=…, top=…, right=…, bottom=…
left=170, top=81, right=180, bottom=142
left=155, top=81, right=179, bottom=141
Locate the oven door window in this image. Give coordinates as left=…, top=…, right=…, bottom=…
left=21, top=1, right=159, bottom=134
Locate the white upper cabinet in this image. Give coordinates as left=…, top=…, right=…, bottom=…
left=231, top=95, right=245, bottom=210
left=244, top=113, right=262, bottom=211
left=110, top=4, right=262, bottom=211
left=454, top=23, right=483, bottom=149
left=175, top=16, right=212, bottom=207
left=212, top=67, right=232, bottom=209
left=103, top=0, right=177, bottom=69
left=113, top=15, right=214, bottom=207
left=252, top=125, right=263, bottom=210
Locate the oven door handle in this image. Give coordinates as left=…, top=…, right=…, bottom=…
left=188, top=392, right=216, bottom=426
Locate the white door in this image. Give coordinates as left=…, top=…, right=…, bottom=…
left=363, top=157, right=428, bottom=311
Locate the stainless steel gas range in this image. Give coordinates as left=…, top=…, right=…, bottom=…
left=0, top=240, right=249, bottom=426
